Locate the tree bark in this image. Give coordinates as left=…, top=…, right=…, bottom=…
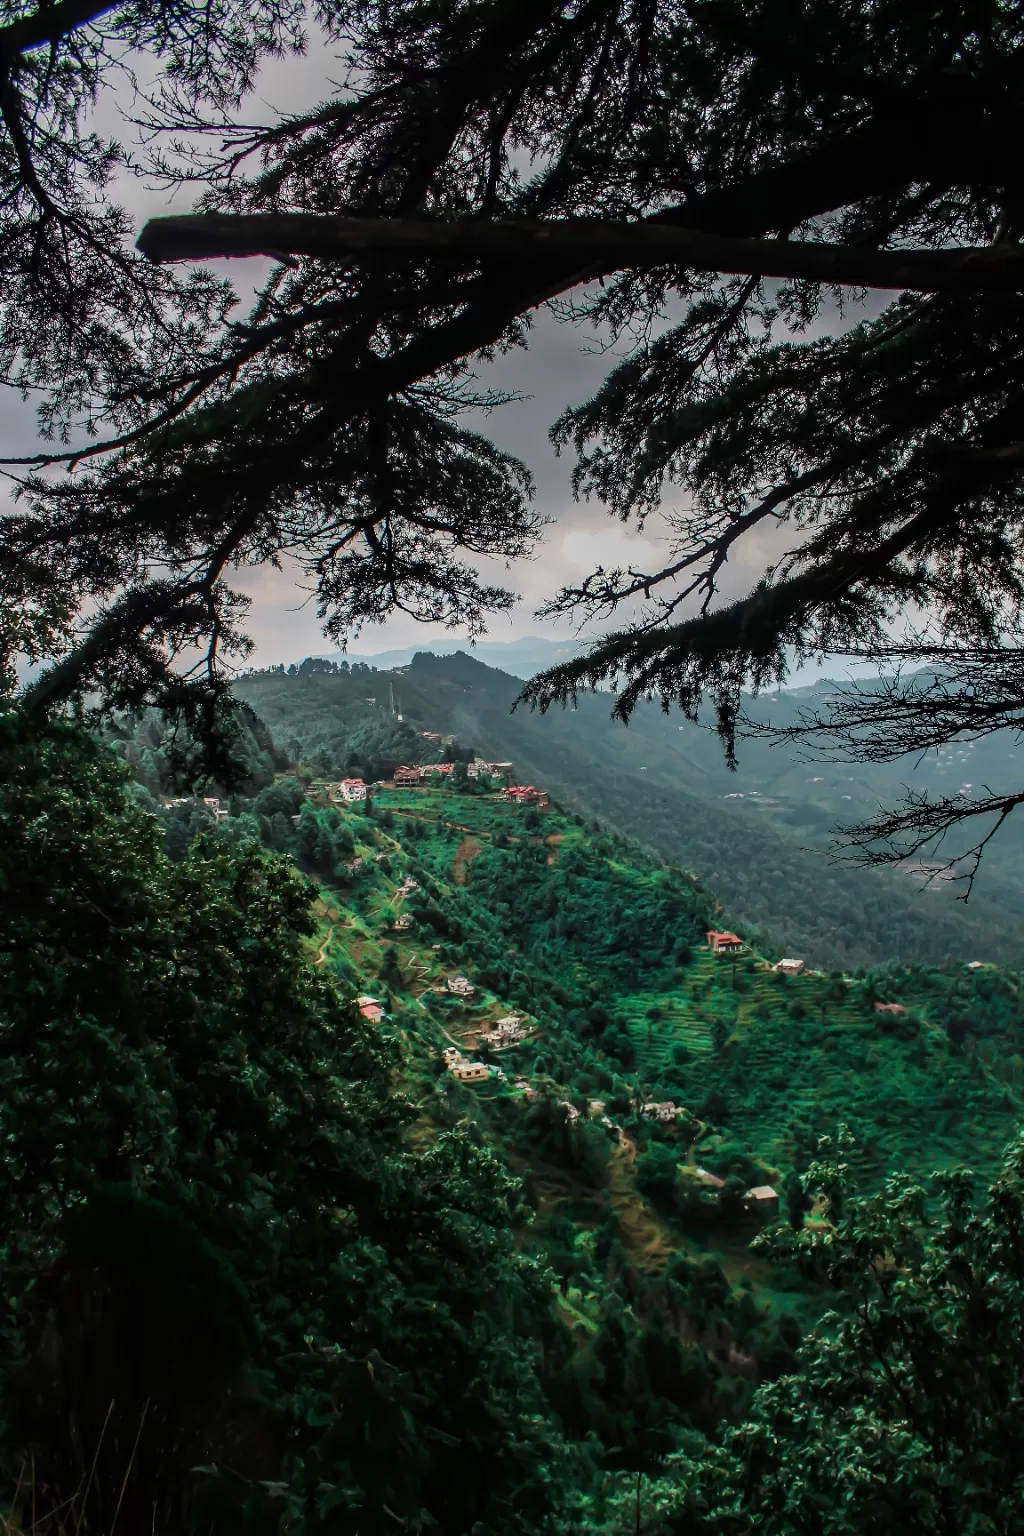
left=137, top=213, right=1024, bottom=294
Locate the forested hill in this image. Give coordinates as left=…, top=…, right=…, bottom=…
left=128, top=723, right=1024, bottom=1310
left=13, top=710, right=1024, bottom=1532
left=234, top=654, right=1024, bottom=970
left=134, top=747, right=1024, bottom=1402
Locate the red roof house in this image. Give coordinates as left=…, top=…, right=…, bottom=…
left=707, top=929, right=743, bottom=953
left=503, top=785, right=550, bottom=806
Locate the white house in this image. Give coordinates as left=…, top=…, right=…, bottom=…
left=339, top=778, right=367, bottom=802
left=484, top=1015, right=527, bottom=1048
left=642, top=1101, right=681, bottom=1123
left=773, top=958, right=805, bottom=976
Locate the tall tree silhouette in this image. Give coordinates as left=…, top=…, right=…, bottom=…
left=3, top=0, right=1024, bottom=866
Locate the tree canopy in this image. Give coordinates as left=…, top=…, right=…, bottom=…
left=649, top=1129, right=1024, bottom=1535
left=0, top=711, right=572, bottom=1533
left=2, top=0, right=1024, bottom=866
left=6, top=698, right=1024, bottom=1528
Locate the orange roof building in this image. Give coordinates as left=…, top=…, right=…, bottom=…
left=707, top=929, right=743, bottom=953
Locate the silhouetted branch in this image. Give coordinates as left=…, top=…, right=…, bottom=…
left=836, top=786, right=1024, bottom=901
left=136, top=214, right=1024, bottom=294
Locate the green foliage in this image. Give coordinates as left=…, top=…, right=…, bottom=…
left=0, top=713, right=577, bottom=1534
left=635, top=1144, right=680, bottom=1208
left=10, top=690, right=1024, bottom=1532
left=7, top=1188, right=256, bottom=1533
left=231, top=672, right=468, bottom=784
left=237, top=657, right=1024, bottom=970
left=653, top=1132, right=1024, bottom=1533
left=104, top=705, right=283, bottom=797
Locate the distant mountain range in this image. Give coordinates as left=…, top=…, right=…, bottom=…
left=300, top=633, right=885, bottom=688
left=316, top=634, right=590, bottom=679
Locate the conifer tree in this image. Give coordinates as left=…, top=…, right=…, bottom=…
left=2, top=0, right=1023, bottom=863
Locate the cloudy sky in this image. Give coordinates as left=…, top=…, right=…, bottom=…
left=7, top=31, right=882, bottom=678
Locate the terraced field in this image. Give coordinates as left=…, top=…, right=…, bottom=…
left=626, top=956, right=1022, bottom=1184
left=306, top=781, right=1023, bottom=1207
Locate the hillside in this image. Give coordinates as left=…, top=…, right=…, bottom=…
left=109, top=708, right=1024, bottom=1525
left=136, top=752, right=1024, bottom=1281
left=234, top=654, right=1024, bottom=969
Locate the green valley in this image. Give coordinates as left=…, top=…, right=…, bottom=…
left=124, top=700, right=1024, bottom=1292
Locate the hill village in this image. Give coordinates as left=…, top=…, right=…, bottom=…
left=315, top=754, right=551, bottom=809
left=158, top=727, right=960, bottom=1228
left=314, top=739, right=815, bottom=1225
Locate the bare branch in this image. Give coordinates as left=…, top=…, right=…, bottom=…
left=837, top=787, right=1024, bottom=902
left=136, top=213, right=1024, bottom=295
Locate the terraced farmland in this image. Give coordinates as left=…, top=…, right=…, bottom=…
left=623, top=955, right=1022, bottom=1185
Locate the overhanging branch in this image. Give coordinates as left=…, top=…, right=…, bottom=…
left=136, top=214, right=1024, bottom=294
left=21, top=580, right=210, bottom=715
left=0, top=0, right=116, bottom=61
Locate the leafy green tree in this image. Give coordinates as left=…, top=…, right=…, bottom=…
left=635, top=1145, right=679, bottom=1212
left=784, top=1170, right=811, bottom=1232
left=378, top=944, right=401, bottom=986
left=0, top=713, right=578, bottom=1534
left=253, top=776, right=305, bottom=819
left=664, top=1130, right=1024, bottom=1534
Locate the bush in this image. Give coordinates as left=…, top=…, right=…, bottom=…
left=635, top=1144, right=680, bottom=1209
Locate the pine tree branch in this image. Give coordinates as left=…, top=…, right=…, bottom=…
left=20, top=580, right=210, bottom=716
left=136, top=214, right=1024, bottom=294
left=670, top=103, right=1024, bottom=236
left=0, top=0, right=116, bottom=60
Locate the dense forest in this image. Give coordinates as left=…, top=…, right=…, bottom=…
left=7, top=698, right=1021, bottom=1531
left=236, top=657, right=1024, bottom=970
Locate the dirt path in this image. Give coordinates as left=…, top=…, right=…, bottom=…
left=453, top=834, right=482, bottom=886
left=378, top=805, right=497, bottom=838
left=605, top=1142, right=675, bottom=1272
